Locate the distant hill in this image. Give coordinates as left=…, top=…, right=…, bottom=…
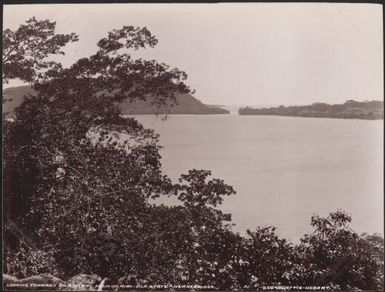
left=119, top=93, right=229, bottom=115
left=239, top=100, right=384, bottom=120
left=3, top=86, right=37, bottom=116
left=2, top=86, right=229, bottom=116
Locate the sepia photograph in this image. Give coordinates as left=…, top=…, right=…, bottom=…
left=2, top=2, right=384, bottom=291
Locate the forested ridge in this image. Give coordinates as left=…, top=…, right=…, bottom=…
left=239, top=100, right=384, bottom=120
left=2, top=17, right=384, bottom=291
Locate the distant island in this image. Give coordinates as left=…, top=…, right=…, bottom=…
left=239, top=100, right=384, bottom=120
left=2, top=86, right=230, bottom=117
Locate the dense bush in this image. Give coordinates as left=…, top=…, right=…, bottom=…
left=4, top=241, right=59, bottom=279
left=295, top=211, right=384, bottom=290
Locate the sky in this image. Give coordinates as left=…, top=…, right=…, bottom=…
left=3, top=3, right=383, bottom=106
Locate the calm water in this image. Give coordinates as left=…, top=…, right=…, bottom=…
left=129, top=114, right=383, bottom=242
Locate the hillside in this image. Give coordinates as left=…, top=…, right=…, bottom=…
left=3, top=86, right=37, bottom=117
left=2, top=86, right=229, bottom=116
left=239, top=100, right=384, bottom=120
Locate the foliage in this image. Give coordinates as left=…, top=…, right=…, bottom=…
left=176, top=169, right=235, bottom=208
left=4, top=241, right=59, bottom=279
left=2, top=17, right=78, bottom=83
left=292, top=211, right=384, bottom=290
left=239, top=100, right=384, bottom=120
left=238, top=227, right=295, bottom=288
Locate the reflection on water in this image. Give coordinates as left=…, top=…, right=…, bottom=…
left=126, top=114, right=383, bottom=242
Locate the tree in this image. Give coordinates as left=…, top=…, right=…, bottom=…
left=293, top=210, right=384, bottom=290
left=239, top=227, right=294, bottom=288
left=172, top=169, right=237, bottom=288
left=2, top=18, right=234, bottom=283
left=2, top=17, right=78, bottom=83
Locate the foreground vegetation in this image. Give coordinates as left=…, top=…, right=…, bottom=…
left=239, top=100, right=384, bottom=120
left=3, top=18, right=384, bottom=291
left=4, top=210, right=384, bottom=290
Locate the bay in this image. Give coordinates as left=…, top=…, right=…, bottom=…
left=127, top=114, right=383, bottom=242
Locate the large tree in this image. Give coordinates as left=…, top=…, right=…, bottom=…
left=2, top=17, right=236, bottom=283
